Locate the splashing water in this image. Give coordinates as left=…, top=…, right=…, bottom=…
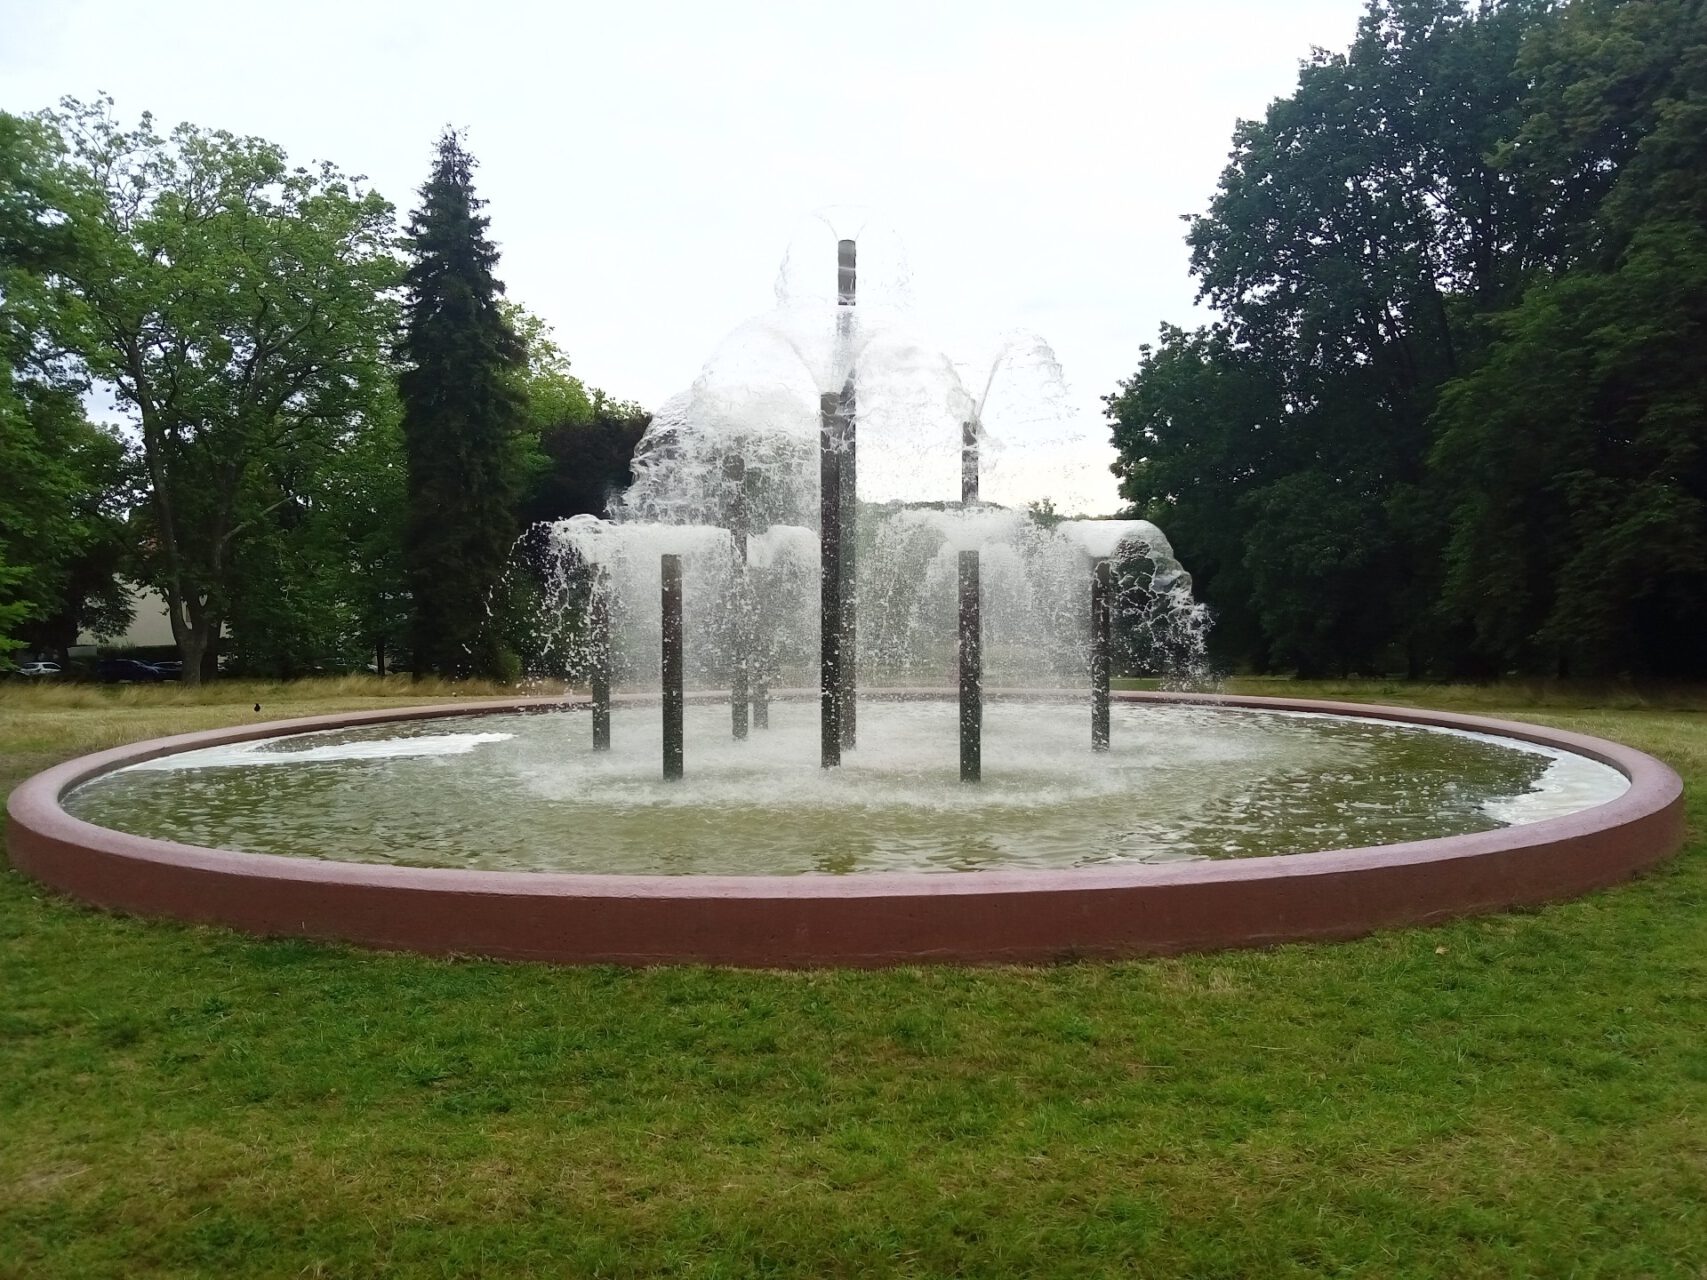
left=510, top=217, right=1212, bottom=692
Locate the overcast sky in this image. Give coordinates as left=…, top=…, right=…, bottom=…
left=3, top=0, right=1366, bottom=513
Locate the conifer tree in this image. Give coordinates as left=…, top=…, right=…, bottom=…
left=398, top=129, right=526, bottom=678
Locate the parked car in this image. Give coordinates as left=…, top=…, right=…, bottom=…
left=151, top=660, right=183, bottom=679
left=95, top=658, right=166, bottom=683
left=15, top=661, right=62, bottom=678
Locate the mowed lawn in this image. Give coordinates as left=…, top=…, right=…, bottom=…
left=2, top=678, right=1704, bottom=1278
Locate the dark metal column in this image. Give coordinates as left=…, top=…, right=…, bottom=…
left=819, top=391, right=843, bottom=768
left=837, top=237, right=857, bottom=307
left=725, top=454, right=749, bottom=741
left=959, top=549, right=982, bottom=783
left=836, top=237, right=858, bottom=751
left=590, top=567, right=612, bottom=751
left=661, top=554, right=684, bottom=780
left=962, top=417, right=979, bottom=505
left=1091, top=558, right=1112, bottom=752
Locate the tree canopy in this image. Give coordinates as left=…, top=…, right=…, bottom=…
left=10, top=97, right=400, bottom=682
left=1, top=99, right=650, bottom=680
left=1111, top=0, right=1707, bottom=678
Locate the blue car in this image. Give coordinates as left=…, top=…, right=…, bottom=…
left=95, top=658, right=166, bottom=683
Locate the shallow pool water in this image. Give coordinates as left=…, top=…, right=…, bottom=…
left=63, top=700, right=1629, bottom=875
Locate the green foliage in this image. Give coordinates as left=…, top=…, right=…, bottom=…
left=398, top=130, right=527, bottom=680
left=1111, top=0, right=1707, bottom=677
left=501, top=301, right=649, bottom=526
left=1107, top=326, right=1284, bottom=667
left=521, top=390, right=651, bottom=526
left=0, top=111, right=133, bottom=662
left=219, top=388, right=409, bottom=678
left=17, top=96, right=399, bottom=684
left=1433, top=219, right=1707, bottom=674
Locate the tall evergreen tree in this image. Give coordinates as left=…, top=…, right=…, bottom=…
left=398, top=130, right=526, bottom=679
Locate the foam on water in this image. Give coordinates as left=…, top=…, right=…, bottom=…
left=1481, top=754, right=1631, bottom=824
left=126, top=733, right=514, bottom=771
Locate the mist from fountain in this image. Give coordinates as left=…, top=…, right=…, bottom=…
left=516, top=213, right=1212, bottom=736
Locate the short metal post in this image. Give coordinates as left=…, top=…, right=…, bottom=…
left=1091, top=558, right=1112, bottom=752
left=661, top=554, right=684, bottom=780
left=959, top=549, right=982, bottom=783
left=590, top=568, right=612, bottom=751
left=820, top=392, right=842, bottom=768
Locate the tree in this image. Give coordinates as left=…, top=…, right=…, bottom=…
left=328, top=391, right=411, bottom=676
left=215, top=387, right=408, bottom=679
left=397, top=130, right=526, bottom=679
left=1108, top=0, right=1707, bottom=678
left=19, top=97, right=398, bottom=684
left=1431, top=0, right=1707, bottom=675
left=502, top=302, right=651, bottom=527
left=1107, top=325, right=1285, bottom=668
left=0, top=111, right=132, bottom=663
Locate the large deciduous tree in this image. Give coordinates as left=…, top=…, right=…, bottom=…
left=21, top=96, right=398, bottom=684
left=1110, top=0, right=1707, bottom=678
left=0, top=110, right=132, bottom=663
left=1431, top=0, right=1707, bottom=676
left=397, top=130, right=526, bottom=679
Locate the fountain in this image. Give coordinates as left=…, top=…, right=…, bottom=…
left=4, top=215, right=1686, bottom=965
left=520, top=211, right=1212, bottom=780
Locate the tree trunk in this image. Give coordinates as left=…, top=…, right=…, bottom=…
left=179, top=626, right=207, bottom=688
left=375, top=638, right=387, bottom=679
left=173, top=614, right=221, bottom=687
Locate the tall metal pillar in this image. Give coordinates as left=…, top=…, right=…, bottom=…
left=661, top=554, right=684, bottom=780
left=836, top=237, right=858, bottom=750
left=959, top=549, right=982, bottom=783
left=1091, top=558, right=1112, bottom=752
left=819, top=391, right=843, bottom=768
left=962, top=418, right=979, bottom=505
left=590, top=567, right=612, bottom=751
left=725, top=454, right=749, bottom=741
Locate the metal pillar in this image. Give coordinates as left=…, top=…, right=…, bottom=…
left=661, top=554, right=684, bottom=780
left=1091, top=558, right=1112, bottom=752
left=590, top=567, right=612, bottom=751
left=819, top=391, right=843, bottom=768
left=959, top=549, right=982, bottom=783
left=836, top=237, right=857, bottom=750
left=725, top=454, right=749, bottom=741
left=837, top=237, right=857, bottom=306
left=962, top=418, right=979, bottom=505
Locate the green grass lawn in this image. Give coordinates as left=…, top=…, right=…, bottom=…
left=3, top=678, right=1704, bottom=1278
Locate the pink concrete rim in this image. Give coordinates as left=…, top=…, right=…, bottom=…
left=4, top=691, right=1687, bottom=966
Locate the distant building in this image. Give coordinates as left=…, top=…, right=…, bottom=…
left=71, top=583, right=181, bottom=655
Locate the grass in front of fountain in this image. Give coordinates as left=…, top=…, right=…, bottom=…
left=3, top=678, right=1705, bottom=1277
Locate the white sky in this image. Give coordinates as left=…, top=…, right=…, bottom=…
left=3, top=0, right=1365, bottom=514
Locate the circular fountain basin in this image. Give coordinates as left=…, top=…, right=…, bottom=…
left=5, top=692, right=1684, bottom=966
